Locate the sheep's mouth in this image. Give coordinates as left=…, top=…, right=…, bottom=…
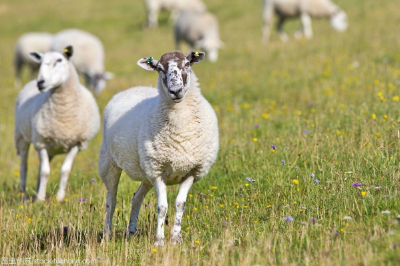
left=170, top=94, right=184, bottom=103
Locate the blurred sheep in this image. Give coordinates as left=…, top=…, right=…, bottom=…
left=144, top=0, right=206, bottom=28
left=15, top=46, right=100, bottom=202
left=175, top=10, right=223, bottom=63
left=262, top=0, right=348, bottom=43
left=14, top=32, right=53, bottom=87
left=51, top=29, right=113, bottom=95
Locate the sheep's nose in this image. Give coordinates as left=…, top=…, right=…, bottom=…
left=170, top=89, right=182, bottom=96
left=37, top=80, right=45, bottom=90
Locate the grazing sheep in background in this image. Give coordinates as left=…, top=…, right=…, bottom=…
left=14, top=32, right=53, bottom=87
left=175, top=11, right=223, bottom=63
left=51, top=29, right=113, bottom=95
left=144, top=0, right=206, bottom=28
left=262, top=0, right=348, bottom=43
left=14, top=46, right=100, bottom=202
left=99, top=51, right=219, bottom=246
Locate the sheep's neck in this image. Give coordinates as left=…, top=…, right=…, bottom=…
left=158, top=86, right=202, bottom=131
left=48, top=66, right=81, bottom=120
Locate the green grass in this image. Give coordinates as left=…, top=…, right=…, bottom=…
left=1, top=0, right=400, bottom=265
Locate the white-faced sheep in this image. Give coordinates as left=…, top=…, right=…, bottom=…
left=99, top=51, right=219, bottom=246
left=144, top=0, right=206, bottom=28
left=175, top=11, right=223, bottom=63
left=15, top=46, right=100, bottom=202
left=14, top=32, right=53, bottom=87
left=51, top=29, right=113, bottom=94
left=262, top=0, right=348, bottom=43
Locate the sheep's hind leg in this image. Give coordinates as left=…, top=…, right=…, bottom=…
left=171, top=175, right=194, bottom=244
left=277, top=17, right=289, bottom=42
left=36, top=149, right=51, bottom=202
left=56, top=146, right=79, bottom=202
left=99, top=154, right=122, bottom=239
left=17, top=140, right=30, bottom=201
left=153, top=177, right=168, bottom=246
left=127, top=182, right=152, bottom=237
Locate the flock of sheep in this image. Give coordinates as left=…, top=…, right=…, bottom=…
left=13, top=0, right=348, bottom=245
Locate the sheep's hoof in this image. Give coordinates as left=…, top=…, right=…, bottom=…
left=124, top=229, right=138, bottom=239
left=171, top=234, right=182, bottom=245
left=154, top=237, right=165, bottom=247
left=35, top=195, right=46, bottom=202
left=56, top=192, right=65, bottom=202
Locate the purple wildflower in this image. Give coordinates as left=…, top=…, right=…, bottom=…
left=91, top=178, right=96, bottom=183
left=303, top=129, right=310, bottom=134
left=63, top=226, right=69, bottom=231
left=314, top=179, right=320, bottom=184
left=309, top=102, right=314, bottom=107
left=352, top=183, right=362, bottom=187
left=97, top=257, right=101, bottom=260
left=284, top=215, right=294, bottom=222
left=222, top=221, right=227, bottom=226
left=254, top=123, right=260, bottom=128
left=271, top=144, right=277, bottom=150
left=282, top=160, right=286, bottom=166
left=309, top=173, right=315, bottom=178
left=310, top=217, right=317, bottom=223
left=11, top=209, right=15, bottom=212
left=79, top=198, right=86, bottom=202
left=246, top=177, right=255, bottom=183
left=389, top=148, right=392, bottom=154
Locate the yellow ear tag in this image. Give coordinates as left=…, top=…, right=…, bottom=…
left=63, top=48, right=69, bottom=53
left=194, top=52, right=199, bottom=57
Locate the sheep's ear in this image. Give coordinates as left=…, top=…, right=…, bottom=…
left=28, top=52, right=42, bottom=63
left=137, top=57, right=160, bottom=71
left=187, top=51, right=205, bottom=65
left=63, top=46, right=73, bottom=60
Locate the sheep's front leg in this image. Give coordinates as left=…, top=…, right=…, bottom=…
left=153, top=177, right=168, bottom=246
left=17, top=140, right=30, bottom=200
left=36, top=149, right=51, bottom=202
left=171, top=175, right=194, bottom=244
left=56, top=146, right=79, bottom=201
left=127, top=182, right=152, bottom=236
left=261, top=5, right=274, bottom=43
left=301, top=13, right=313, bottom=39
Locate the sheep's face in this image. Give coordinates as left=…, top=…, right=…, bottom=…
left=196, top=39, right=223, bottom=63
left=91, top=72, right=114, bottom=95
left=29, top=46, right=73, bottom=92
left=138, top=51, right=205, bottom=103
left=331, top=11, right=348, bottom=32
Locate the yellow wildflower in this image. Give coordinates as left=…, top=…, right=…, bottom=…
left=292, top=179, right=299, bottom=185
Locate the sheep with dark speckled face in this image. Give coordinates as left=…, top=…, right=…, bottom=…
left=99, top=50, right=219, bottom=246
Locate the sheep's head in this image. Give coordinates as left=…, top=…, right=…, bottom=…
left=91, top=72, right=114, bottom=95
left=138, top=51, right=205, bottom=103
left=331, top=11, right=348, bottom=32
left=29, top=46, right=73, bottom=92
left=195, top=39, right=223, bottom=63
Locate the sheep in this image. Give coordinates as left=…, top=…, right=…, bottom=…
left=99, top=50, right=219, bottom=246
left=51, top=29, right=113, bottom=95
left=14, top=46, right=100, bottom=202
left=262, top=0, right=348, bottom=43
left=175, top=10, right=224, bottom=63
left=143, top=0, right=206, bottom=28
left=14, top=32, right=53, bottom=87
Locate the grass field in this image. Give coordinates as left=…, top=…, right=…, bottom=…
left=1, top=0, right=400, bottom=265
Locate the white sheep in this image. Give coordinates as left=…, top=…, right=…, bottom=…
left=51, top=29, right=113, bottom=94
left=175, top=10, right=224, bottom=63
left=144, top=0, right=206, bottom=28
left=14, top=32, right=53, bottom=87
left=262, top=0, right=348, bottom=43
left=99, top=51, right=219, bottom=246
left=15, top=46, right=100, bottom=202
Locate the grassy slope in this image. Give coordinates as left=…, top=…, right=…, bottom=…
left=0, top=0, right=400, bottom=265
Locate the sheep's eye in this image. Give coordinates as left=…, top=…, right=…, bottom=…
left=54, top=58, right=62, bottom=65
left=185, top=62, right=190, bottom=67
